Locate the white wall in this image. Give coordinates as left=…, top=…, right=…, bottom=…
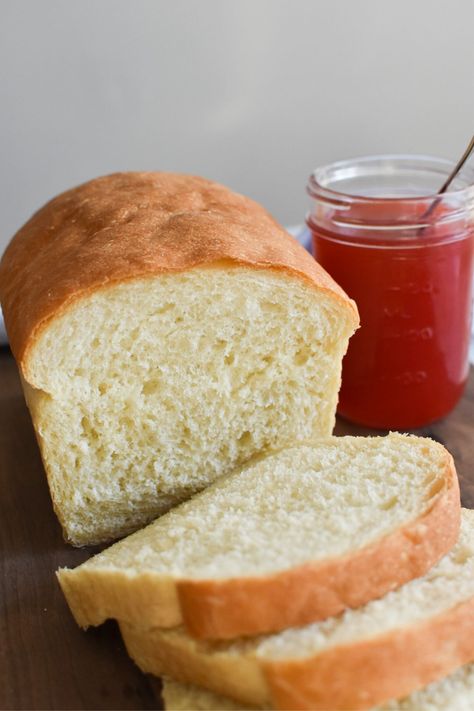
left=1, top=0, right=473, bottom=254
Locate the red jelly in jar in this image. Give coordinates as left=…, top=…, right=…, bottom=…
left=307, top=155, right=474, bottom=429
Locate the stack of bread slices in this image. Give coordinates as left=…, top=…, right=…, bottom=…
left=1, top=173, right=473, bottom=709
left=58, top=434, right=474, bottom=710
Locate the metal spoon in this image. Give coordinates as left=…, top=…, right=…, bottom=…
left=437, top=134, right=474, bottom=194
left=423, top=134, right=474, bottom=221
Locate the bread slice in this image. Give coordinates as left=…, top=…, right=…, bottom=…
left=58, top=434, right=460, bottom=639
left=119, top=508, right=474, bottom=711
left=0, top=172, right=358, bottom=546
left=162, top=678, right=248, bottom=711
left=161, top=663, right=474, bottom=711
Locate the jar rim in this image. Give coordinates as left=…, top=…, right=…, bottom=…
left=308, top=153, right=474, bottom=204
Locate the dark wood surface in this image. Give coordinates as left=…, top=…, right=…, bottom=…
left=1, top=348, right=473, bottom=710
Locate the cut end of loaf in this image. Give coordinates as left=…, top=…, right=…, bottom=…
left=24, top=267, right=355, bottom=545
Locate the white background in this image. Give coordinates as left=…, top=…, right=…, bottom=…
left=1, top=0, right=474, bottom=256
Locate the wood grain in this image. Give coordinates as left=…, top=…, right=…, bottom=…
left=1, top=348, right=472, bottom=710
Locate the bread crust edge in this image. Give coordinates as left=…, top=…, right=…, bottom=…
left=265, top=596, right=474, bottom=710
left=58, top=450, right=460, bottom=641
left=0, top=171, right=358, bottom=381
left=177, top=454, right=460, bottom=639
left=118, top=591, right=474, bottom=710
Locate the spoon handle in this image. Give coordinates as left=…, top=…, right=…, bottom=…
left=437, top=134, right=474, bottom=194
left=421, top=134, right=474, bottom=223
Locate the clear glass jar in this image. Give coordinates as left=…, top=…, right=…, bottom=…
left=307, top=155, right=474, bottom=429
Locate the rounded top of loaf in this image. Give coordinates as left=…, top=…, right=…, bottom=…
left=0, top=171, right=358, bottom=371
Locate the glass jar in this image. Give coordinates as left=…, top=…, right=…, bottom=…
left=307, top=155, right=474, bottom=429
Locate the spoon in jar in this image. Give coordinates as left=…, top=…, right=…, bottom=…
left=437, top=134, right=474, bottom=194
left=423, top=133, right=474, bottom=221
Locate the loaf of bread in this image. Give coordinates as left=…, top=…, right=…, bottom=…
left=58, top=434, right=460, bottom=639
left=161, top=663, right=474, bottom=711
left=119, top=509, right=474, bottom=711
left=0, top=172, right=358, bottom=545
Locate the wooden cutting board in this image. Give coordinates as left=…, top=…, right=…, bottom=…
left=1, top=348, right=473, bottom=710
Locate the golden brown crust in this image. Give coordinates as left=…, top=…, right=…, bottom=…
left=57, top=567, right=182, bottom=629
left=119, top=593, right=474, bottom=710
left=177, top=456, right=460, bottom=639
left=120, top=622, right=270, bottom=708
left=265, top=598, right=474, bottom=710
left=0, top=172, right=357, bottom=376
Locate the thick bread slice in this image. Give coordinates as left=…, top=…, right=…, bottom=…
left=0, top=172, right=358, bottom=546
left=119, top=509, right=474, bottom=711
left=58, top=434, right=460, bottom=639
left=161, top=663, right=474, bottom=711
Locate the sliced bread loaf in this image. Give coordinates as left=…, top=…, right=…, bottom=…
left=58, top=434, right=460, bottom=639
left=161, top=663, right=474, bottom=711
left=0, top=172, right=358, bottom=546
left=120, top=508, right=474, bottom=711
